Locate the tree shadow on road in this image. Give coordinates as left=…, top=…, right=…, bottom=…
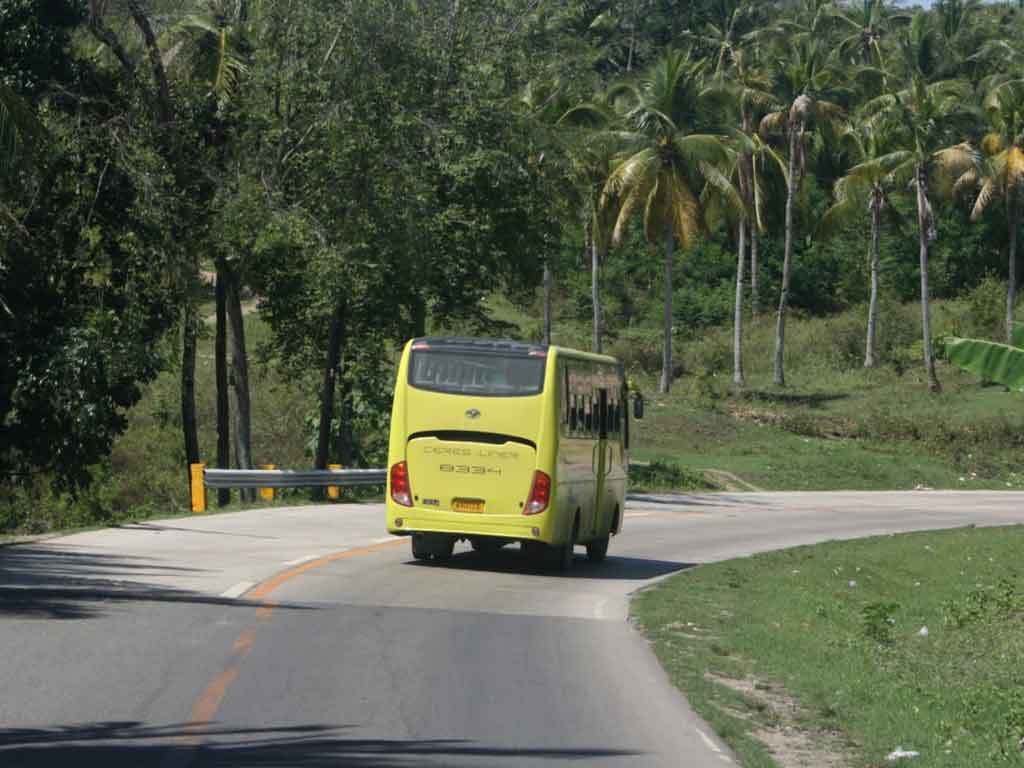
left=411, top=548, right=695, bottom=581
left=0, top=721, right=641, bottom=767
left=0, top=547, right=312, bottom=621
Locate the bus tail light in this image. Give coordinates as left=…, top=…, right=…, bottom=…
left=390, top=461, right=413, bottom=507
left=523, top=470, right=551, bottom=515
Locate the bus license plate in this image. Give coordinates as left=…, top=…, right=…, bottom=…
left=452, top=499, right=485, bottom=513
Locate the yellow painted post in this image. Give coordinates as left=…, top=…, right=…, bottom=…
left=258, top=464, right=277, bottom=501
left=190, top=463, right=207, bottom=514
left=327, top=464, right=342, bottom=500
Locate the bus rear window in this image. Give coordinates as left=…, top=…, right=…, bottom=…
left=409, top=350, right=545, bottom=397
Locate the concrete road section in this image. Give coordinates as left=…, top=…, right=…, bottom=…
left=2, top=492, right=1023, bottom=767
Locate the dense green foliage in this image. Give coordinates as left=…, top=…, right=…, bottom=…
left=4, top=0, right=1024, bottom=528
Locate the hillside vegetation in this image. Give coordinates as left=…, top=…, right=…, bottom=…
left=6, top=285, right=1021, bottom=535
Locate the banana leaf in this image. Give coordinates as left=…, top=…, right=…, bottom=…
left=943, top=336, right=1024, bottom=392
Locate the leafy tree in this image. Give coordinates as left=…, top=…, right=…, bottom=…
left=2, top=0, right=186, bottom=489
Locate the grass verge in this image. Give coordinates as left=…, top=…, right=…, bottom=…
left=632, top=525, right=1024, bottom=768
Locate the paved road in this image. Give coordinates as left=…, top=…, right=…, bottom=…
left=2, top=492, right=1024, bottom=767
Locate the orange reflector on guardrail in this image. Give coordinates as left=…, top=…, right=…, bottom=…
left=259, top=464, right=277, bottom=500
left=190, top=463, right=207, bottom=514
left=327, top=464, right=342, bottom=500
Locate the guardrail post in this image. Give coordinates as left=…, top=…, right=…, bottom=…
left=259, top=464, right=277, bottom=500
left=327, top=464, right=342, bottom=500
left=190, top=463, right=207, bottom=514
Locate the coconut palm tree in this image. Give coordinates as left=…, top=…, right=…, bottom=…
left=161, top=0, right=250, bottom=106
left=760, top=39, right=845, bottom=386
left=705, top=45, right=783, bottom=385
left=818, top=120, right=906, bottom=367
left=605, top=49, right=739, bottom=393
left=956, top=76, right=1024, bottom=343
left=829, top=0, right=910, bottom=68
left=557, top=88, right=630, bottom=354
left=866, top=77, right=977, bottom=392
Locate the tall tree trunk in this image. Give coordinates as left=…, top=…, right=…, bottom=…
left=774, top=122, right=801, bottom=387
left=735, top=119, right=752, bottom=383
left=316, top=304, right=345, bottom=474
left=626, top=0, right=640, bottom=72
left=215, top=267, right=231, bottom=507
left=865, top=194, right=881, bottom=368
left=592, top=239, right=604, bottom=353
left=411, top=294, right=427, bottom=337
left=180, top=306, right=200, bottom=496
left=543, top=262, right=553, bottom=345
left=125, top=0, right=173, bottom=127
left=1007, top=193, right=1019, bottom=344
left=916, top=167, right=941, bottom=393
left=225, top=268, right=255, bottom=500
left=335, top=372, right=357, bottom=468
left=733, top=221, right=746, bottom=387
left=750, top=226, right=760, bottom=317
left=660, top=227, right=675, bottom=394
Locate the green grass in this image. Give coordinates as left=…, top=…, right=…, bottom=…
left=632, top=526, right=1024, bottom=767
left=629, top=366, right=1024, bottom=492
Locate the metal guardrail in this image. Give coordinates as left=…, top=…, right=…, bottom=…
left=189, top=464, right=386, bottom=513
left=204, top=468, right=386, bottom=489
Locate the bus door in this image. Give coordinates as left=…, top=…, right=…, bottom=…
left=591, top=388, right=610, bottom=538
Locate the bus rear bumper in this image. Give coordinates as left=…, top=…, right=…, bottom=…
left=387, top=509, right=550, bottom=542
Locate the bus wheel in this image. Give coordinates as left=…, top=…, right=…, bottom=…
left=470, top=537, right=502, bottom=555
left=557, top=517, right=578, bottom=572
left=411, top=535, right=432, bottom=561
left=586, top=537, right=609, bottom=563
left=433, top=536, right=455, bottom=561
left=522, top=541, right=546, bottom=561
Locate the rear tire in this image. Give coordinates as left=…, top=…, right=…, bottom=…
left=522, top=541, right=546, bottom=561
left=470, top=537, right=503, bottom=555
left=433, top=536, right=455, bottom=561
left=412, top=534, right=456, bottom=562
left=586, top=537, right=609, bottom=563
left=411, top=535, right=432, bottom=561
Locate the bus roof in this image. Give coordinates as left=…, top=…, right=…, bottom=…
left=410, top=337, right=620, bottom=366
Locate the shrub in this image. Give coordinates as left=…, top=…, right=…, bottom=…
left=628, top=460, right=715, bottom=492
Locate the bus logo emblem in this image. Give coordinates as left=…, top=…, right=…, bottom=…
left=465, top=409, right=481, bottom=419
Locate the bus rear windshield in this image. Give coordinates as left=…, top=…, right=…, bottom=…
left=409, top=350, right=546, bottom=397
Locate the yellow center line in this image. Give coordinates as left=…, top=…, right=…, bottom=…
left=184, top=538, right=405, bottom=732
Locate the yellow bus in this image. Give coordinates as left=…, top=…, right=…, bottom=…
left=385, top=337, right=642, bottom=570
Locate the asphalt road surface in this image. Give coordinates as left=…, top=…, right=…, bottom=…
left=3, top=491, right=1024, bottom=767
